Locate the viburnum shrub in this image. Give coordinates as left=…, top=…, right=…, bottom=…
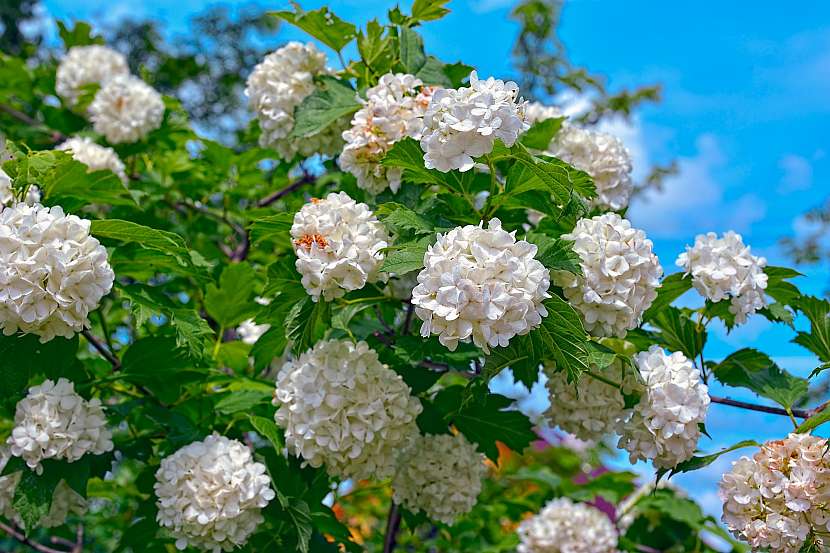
left=0, top=2, right=828, bottom=553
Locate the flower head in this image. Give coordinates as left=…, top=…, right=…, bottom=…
left=392, top=433, right=486, bottom=525
left=56, top=45, right=129, bottom=106
left=617, top=346, right=709, bottom=468
left=154, top=434, right=275, bottom=552
left=89, top=75, right=165, bottom=143
left=7, top=378, right=113, bottom=472
left=412, top=218, right=550, bottom=352
left=420, top=71, right=529, bottom=172
left=274, top=339, right=421, bottom=480
left=676, top=231, right=768, bottom=324
left=57, top=136, right=128, bottom=184
left=0, top=203, right=114, bottom=342
left=556, top=213, right=662, bottom=338
left=517, top=497, right=619, bottom=553
left=291, top=192, right=389, bottom=301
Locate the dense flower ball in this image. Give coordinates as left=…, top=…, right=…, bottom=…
left=719, top=433, right=830, bottom=553
left=392, top=433, right=486, bottom=525
left=420, top=71, right=529, bottom=172
left=676, top=231, right=768, bottom=324
left=0, top=447, right=86, bottom=529
left=274, top=340, right=422, bottom=480
left=7, top=378, right=113, bottom=472
left=55, top=45, right=129, bottom=106
left=544, top=359, right=635, bottom=442
left=245, top=41, right=344, bottom=159
left=517, top=497, right=619, bottom=553
left=89, top=75, right=165, bottom=143
left=57, top=136, right=128, bottom=184
left=524, top=101, right=563, bottom=125
left=547, top=125, right=633, bottom=211
left=154, top=434, right=275, bottom=552
left=340, top=73, right=435, bottom=194
left=0, top=168, right=40, bottom=208
left=0, top=203, right=115, bottom=341
left=412, top=218, right=550, bottom=352
left=555, top=214, right=662, bottom=338
left=617, top=346, right=709, bottom=468
left=290, top=192, right=389, bottom=301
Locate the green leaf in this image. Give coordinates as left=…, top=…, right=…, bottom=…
left=765, top=265, right=802, bottom=306
left=0, top=333, right=78, bottom=400
left=399, top=27, right=426, bottom=73
left=249, top=415, right=284, bottom=451
left=643, top=273, right=693, bottom=322
left=793, top=296, right=830, bottom=362
left=251, top=327, right=289, bottom=371
left=453, top=391, right=536, bottom=461
left=120, top=336, right=198, bottom=403
left=411, top=0, right=451, bottom=22
left=414, top=57, right=451, bottom=87
left=513, top=152, right=596, bottom=203
left=381, top=137, right=443, bottom=185
left=289, top=76, right=360, bottom=139
left=287, top=297, right=331, bottom=355
left=357, top=20, right=394, bottom=73
left=651, top=307, right=706, bottom=360
left=376, top=202, right=435, bottom=235
left=249, top=212, right=294, bottom=245
left=380, top=237, right=431, bottom=274
left=57, top=20, right=104, bottom=48
left=796, top=406, right=830, bottom=434
left=660, top=440, right=759, bottom=478
left=714, top=348, right=808, bottom=410
left=521, top=117, right=564, bottom=150
left=272, top=5, right=356, bottom=52
left=13, top=467, right=62, bottom=531
left=564, top=471, right=638, bottom=503
left=526, top=234, right=581, bottom=274
left=204, top=262, right=258, bottom=328
left=215, top=389, right=272, bottom=415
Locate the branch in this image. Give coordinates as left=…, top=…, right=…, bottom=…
left=171, top=201, right=249, bottom=262
left=82, top=329, right=121, bottom=371
left=257, top=174, right=315, bottom=207
left=382, top=502, right=402, bottom=553
left=709, top=395, right=811, bottom=419
left=0, top=104, right=65, bottom=143
left=0, top=520, right=68, bottom=553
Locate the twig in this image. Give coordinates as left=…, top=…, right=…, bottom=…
left=0, top=104, right=64, bottom=142
left=257, top=174, right=315, bottom=207
left=82, top=329, right=121, bottom=371
left=0, top=520, right=68, bottom=553
left=402, top=302, right=415, bottom=334
left=709, top=395, right=810, bottom=419
left=382, top=502, right=402, bottom=553
left=172, top=201, right=249, bottom=262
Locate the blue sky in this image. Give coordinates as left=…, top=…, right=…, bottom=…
left=39, top=0, right=830, bottom=521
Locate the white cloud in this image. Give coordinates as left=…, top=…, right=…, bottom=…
left=778, top=154, right=813, bottom=192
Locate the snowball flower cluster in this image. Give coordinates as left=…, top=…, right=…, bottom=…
left=544, top=359, right=635, bottom=442
left=555, top=213, right=662, bottom=338
left=55, top=45, right=129, bottom=106
left=7, top=378, right=113, bottom=472
left=547, top=125, right=633, bottom=211
left=274, top=339, right=422, bottom=480
left=246, top=41, right=344, bottom=159
left=340, top=73, right=435, bottom=194
left=58, top=136, right=128, bottom=184
left=412, top=218, right=550, bottom=352
left=420, top=71, right=529, bottom=172
left=1, top=447, right=87, bottom=529
left=676, top=231, right=768, bottom=324
left=89, top=74, right=165, bottom=143
left=290, top=192, right=389, bottom=301
left=0, top=203, right=115, bottom=342
left=719, top=433, right=830, bottom=553
left=524, top=101, right=563, bottom=125
left=516, top=497, right=619, bottom=553
left=617, top=346, right=709, bottom=469
left=154, top=434, right=275, bottom=552
left=0, top=167, right=40, bottom=208
left=392, top=433, right=486, bottom=525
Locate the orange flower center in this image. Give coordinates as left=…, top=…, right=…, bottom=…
left=295, top=233, right=328, bottom=250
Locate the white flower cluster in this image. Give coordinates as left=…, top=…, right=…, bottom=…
left=237, top=319, right=269, bottom=345
left=412, top=218, right=550, bottom=352
left=547, top=125, right=633, bottom=211
left=290, top=192, right=389, bottom=301
left=246, top=41, right=344, bottom=159
left=0, top=167, right=40, bottom=208
left=154, top=434, right=275, bottom=552
left=544, top=359, right=635, bottom=442
left=55, top=45, right=129, bottom=106
left=676, top=231, right=768, bottom=324
left=8, top=378, right=113, bottom=472
left=617, top=346, right=709, bottom=469
left=392, top=433, right=486, bottom=525
left=0, top=447, right=87, bottom=529
left=0, top=203, right=115, bottom=342
left=340, top=73, right=435, bottom=194
left=720, top=433, right=830, bottom=553
left=555, top=214, right=662, bottom=338
left=57, top=136, right=128, bottom=184
left=524, top=101, right=563, bottom=125
left=420, top=71, right=529, bottom=172
left=274, top=340, right=422, bottom=480
left=517, top=497, right=619, bottom=553
left=89, top=75, right=165, bottom=144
